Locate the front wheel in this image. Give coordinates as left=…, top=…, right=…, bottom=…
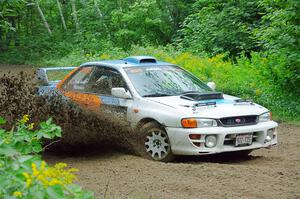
left=137, top=122, right=174, bottom=162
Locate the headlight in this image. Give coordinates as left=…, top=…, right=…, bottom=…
left=181, top=118, right=218, bottom=128
left=259, top=112, right=272, bottom=122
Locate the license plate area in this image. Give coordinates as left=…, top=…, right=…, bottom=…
left=235, top=133, right=253, bottom=146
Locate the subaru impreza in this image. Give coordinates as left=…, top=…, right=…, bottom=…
left=38, top=56, right=278, bottom=162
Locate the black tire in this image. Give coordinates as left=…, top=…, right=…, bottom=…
left=136, top=122, right=174, bottom=162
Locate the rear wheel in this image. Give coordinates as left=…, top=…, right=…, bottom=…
left=137, top=122, right=174, bottom=162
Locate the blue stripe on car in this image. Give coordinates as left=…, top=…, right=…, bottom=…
left=199, top=99, right=234, bottom=104
left=100, top=96, right=120, bottom=105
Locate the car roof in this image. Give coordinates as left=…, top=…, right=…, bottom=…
left=80, top=56, right=175, bottom=70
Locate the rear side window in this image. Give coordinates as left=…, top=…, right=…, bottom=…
left=63, top=66, right=93, bottom=91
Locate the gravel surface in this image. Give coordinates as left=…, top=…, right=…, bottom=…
left=44, top=123, right=300, bottom=199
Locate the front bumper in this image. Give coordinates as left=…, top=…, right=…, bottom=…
left=166, top=121, right=278, bottom=155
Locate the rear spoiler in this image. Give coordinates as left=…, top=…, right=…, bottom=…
left=37, top=67, right=77, bottom=86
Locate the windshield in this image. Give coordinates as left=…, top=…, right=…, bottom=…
left=124, top=65, right=212, bottom=97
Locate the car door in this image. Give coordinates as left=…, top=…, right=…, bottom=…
left=85, top=66, right=133, bottom=121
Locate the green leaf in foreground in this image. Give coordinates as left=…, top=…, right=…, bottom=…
left=0, top=115, right=94, bottom=198
left=0, top=117, right=6, bottom=125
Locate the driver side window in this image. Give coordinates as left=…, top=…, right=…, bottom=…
left=86, top=67, right=127, bottom=96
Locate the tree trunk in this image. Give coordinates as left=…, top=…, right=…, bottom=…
left=56, top=0, right=67, bottom=30
left=93, top=0, right=111, bottom=39
left=0, top=29, right=4, bottom=51
left=35, top=0, right=52, bottom=35
left=15, top=16, right=20, bottom=46
left=5, top=17, right=14, bottom=46
left=94, top=0, right=103, bottom=18
left=71, top=0, right=79, bottom=32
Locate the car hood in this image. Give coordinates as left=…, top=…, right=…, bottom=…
left=147, top=94, right=268, bottom=118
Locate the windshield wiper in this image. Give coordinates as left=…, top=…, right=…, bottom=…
left=142, top=93, right=171, bottom=97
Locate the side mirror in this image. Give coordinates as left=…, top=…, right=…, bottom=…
left=207, top=82, right=216, bottom=90
left=111, top=87, right=132, bottom=99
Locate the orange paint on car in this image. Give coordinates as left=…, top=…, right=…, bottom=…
left=63, top=91, right=101, bottom=110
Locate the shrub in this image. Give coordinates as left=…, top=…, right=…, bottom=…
left=164, top=51, right=299, bottom=121
left=0, top=115, right=94, bottom=199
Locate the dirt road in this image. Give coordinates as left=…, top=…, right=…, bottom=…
left=44, top=123, right=300, bottom=199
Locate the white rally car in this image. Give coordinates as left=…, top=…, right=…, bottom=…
left=38, top=56, right=278, bottom=162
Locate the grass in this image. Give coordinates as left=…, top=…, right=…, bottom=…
left=46, top=70, right=74, bottom=81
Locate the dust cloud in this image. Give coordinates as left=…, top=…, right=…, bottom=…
left=0, top=71, right=137, bottom=153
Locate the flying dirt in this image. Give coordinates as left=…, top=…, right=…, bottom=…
left=0, top=69, right=137, bottom=152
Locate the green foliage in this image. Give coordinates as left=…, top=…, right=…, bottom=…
left=177, top=0, right=299, bottom=94
left=110, top=0, right=168, bottom=48
left=257, top=0, right=300, bottom=94
left=0, top=0, right=193, bottom=55
left=0, top=115, right=94, bottom=199
left=0, top=0, right=299, bottom=121
left=0, top=0, right=27, bottom=32
left=177, top=0, right=263, bottom=57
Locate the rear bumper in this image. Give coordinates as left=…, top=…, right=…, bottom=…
left=166, top=121, right=278, bottom=155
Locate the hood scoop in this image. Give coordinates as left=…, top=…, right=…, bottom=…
left=180, top=92, right=224, bottom=101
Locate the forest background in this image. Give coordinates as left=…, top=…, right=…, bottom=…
left=0, top=0, right=299, bottom=122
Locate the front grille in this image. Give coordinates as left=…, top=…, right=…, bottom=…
left=219, top=115, right=258, bottom=127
